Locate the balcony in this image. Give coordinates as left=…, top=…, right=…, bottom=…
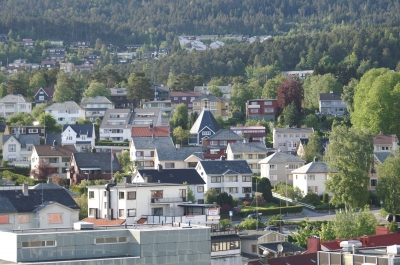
left=248, top=104, right=260, bottom=108
left=151, top=197, right=187, bottom=204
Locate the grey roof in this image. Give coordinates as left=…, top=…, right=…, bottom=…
left=374, top=152, right=393, bottom=163
left=259, top=241, right=305, bottom=253
left=156, top=147, right=204, bottom=161
left=63, top=124, right=94, bottom=138
left=198, top=160, right=253, bottom=175
left=31, top=182, right=80, bottom=197
left=319, top=93, right=342, bottom=101
left=73, top=153, right=122, bottom=172
left=0, top=189, right=80, bottom=214
left=274, top=127, right=314, bottom=133
left=131, top=136, right=174, bottom=149
left=110, top=87, right=127, bottom=96
left=45, top=101, right=83, bottom=110
left=2, top=134, right=40, bottom=147
left=0, top=94, right=31, bottom=103
left=259, top=152, right=306, bottom=164
left=0, top=121, right=6, bottom=133
left=81, top=96, right=113, bottom=105
left=45, top=133, right=62, bottom=145
left=190, top=110, right=221, bottom=134
left=206, top=129, right=243, bottom=141
left=33, top=201, right=61, bottom=212
left=291, top=161, right=334, bottom=174
left=137, top=169, right=205, bottom=185
left=228, top=142, right=269, bottom=153
left=192, top=94, right=227, bottom=102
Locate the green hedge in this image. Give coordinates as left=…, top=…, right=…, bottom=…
left=96, top=141, right=129, bottom=147
left=240, top=205, right=303, bottom=217
left=0, top=166, right=31, bottom=176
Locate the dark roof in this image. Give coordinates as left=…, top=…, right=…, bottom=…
left=137, top=169, right=205, bottom=185
left=33, top=145, right=77, bottom=156
left=0, top=121, right=6, bottom=133
left=156, top=147, right=204, bottom=161
left=228, top=142, right=269, bottom=153
left=206, top=129, right=243, bottom=141
left=198, top=160, right=253, bottom=174
left=259, top=241, right=305, bottom=253
left=31, top=182, right=80, bottom=197
left=374, top=152, right=393, bottom=163
left=321, top=232, right=400, bottom=250
left=62, top=124, right=94, bottom=138
left=192, top=94, right=227, bottom=102
left=73, top=153, right=122, bottom=172
left=259, top=152, right=305, bottom=164
left=268, top=253, right=318, bottom=265
left=319, top=92, right=342, bottom=101
left=131, top=136, right=175, bottom=149
left=2, top=134, right=40, bottom=147
left=45, top=133, right=62, bottom=145
left=34, top=87, right=55, bottom=97
left=190, top=110, right=221, bottom=134
left=0, top=189, right=80, bottom=214
left=291, top=161, right=335, bottom=174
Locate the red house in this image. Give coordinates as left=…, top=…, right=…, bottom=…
left=202, top=129, right=243, bottom=159
left=246, top=99, right=279, bottom=121
left=170, top=91, right=200, bottom=110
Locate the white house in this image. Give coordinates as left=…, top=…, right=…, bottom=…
left=226, top=141, right=269, bottom=174
left=2, top=134, right=40, bottom=166
left=319, top=92, right=347, bottom=115
left=45, top=101, right=86, bottom=125
left=0, top=94, right=32, bottom=119
left=80, top=96, right=115, bottom=122
left=291, top=161, right=333, bottom=196
left=61, top=124, right=95, bottom=152
left=195, top=160, right=253, bottom=199
left=273, top=128, right=314, bottom=152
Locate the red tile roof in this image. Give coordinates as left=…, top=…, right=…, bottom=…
left=372, top=131, right=398, bottom=145
left=268, top=253, right=317, bottom=265
left=131, top=126, right=170, bottom=137
left=83, top=218, right=125, bottom=226
left=321, top=232, right=400, bottom=250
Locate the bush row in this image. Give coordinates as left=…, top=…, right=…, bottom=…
left=0, top=166, right=31, bottom=176
left=96, top=142, right=129, bottom=147
left=240, top=205, right=303, bottom=217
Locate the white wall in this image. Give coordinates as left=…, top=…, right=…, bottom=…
left=292, top=173, right=327, bottom=196
left=0, top=231, right=17, bottom=262
left=36, top=204, right=79, bottom=229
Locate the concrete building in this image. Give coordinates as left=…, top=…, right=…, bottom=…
left=372, top=131, right=399, bottom=152
left=202, top=129, right=243, bottom=160
left=230, top=126, right=266, bottom=143
left=110, top=87, right=132, bottom=109
left=0, top=94, right=32, bottom=119
left=170, top=91, right=200, bottom=110
left=273, top=128, right=314, bottom=152
left=45, top=101, right=86, bottom=125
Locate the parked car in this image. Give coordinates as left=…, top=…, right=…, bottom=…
left=246, top=213, right=262, bottom=220
left=264, top=225, right=279, bottom=231
left=386, top=214, right=400, bottom=222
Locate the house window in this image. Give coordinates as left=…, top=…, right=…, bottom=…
left=128, top=209, right=136, bottom=217
left=214, top=188, right=221, bottom=193
left=269, top=164, right=277, bottom=170
left=220, top=140, right=227, bottom=145
left=210, top=149, right=219, bottom=154
left=104, top=202, right=107, bottom=209
left=242, top=176, right=252, bottom=182
left=251, top=245, right=257, bottom=253
left=165, top=163, right=175, bottom=169
left=58, top=117, right=65, bottom=121
left=296, top=134, right=300, bottom=137
left=95, top=237, right=127, bottom=244
left=197, top=186, right=204, bottom=193
left=370, top=179, right=378, bottom=187
left=270, top=175, right=278, bottom=180
left=258, top=154, right=266, bottom=159
left=301, top=134, right=306, bottom=137
left=89, top=191, right=94, bottom=199
left=0, top=215, right=9, bottom=224
left=47, top=213, right=63, bottom=224
left=18, top=215, right=30, bottom=223
left=136, top=151, right=143, bottom=156
left=39, top=96, right=45, bottom=100
left=153, top=207, right=163, bottom=216
left=210, top=141, right=218, bottom=146
left=8, top=144, right=16, bottom=152
left=103, top=191, right=107, bottom=197
left=283, top=134, right=287, bottom=138
left=308, top=175, right=315, bottom=181
left=119, top=191, right=125, bottom=199
left=210, top=102, right=217, bottom=106
left=119, top=209, right=125, bottom=218
left=182, top=97, right=187, bottom=100
left=250, top=109, right=258, bottom=113
left=248, top=154, right=253, bottom=159
left=188, top=162, right=197, bottom=168
left=127, top=191, right=136, bottom=200
left=243, top=187, right=252, bottom=193
left=174, top=97, right=178, bottom=100
left=277, top=134, right=281, bottom=138
left=211, top=176, right=221, bottom=183
left=202, top=131, right=211, bottom=135
left=226, top=176, right=238, bottom=182
left=22, top=240, right=56, bottom=248
left=29, top=129, right=38, bottom=133
left=193, top=102, right=200, bottom=106
left=227, top=187, right=238, bottom=193
left=308, top=186, right=318, bottom=193
left=234, top=154, right=242, bottom=159
left=88, top=208, right=97, bottom=217
left=264, top=108, right=274, bottom=113
left=264, top=101, right=272, bottom=105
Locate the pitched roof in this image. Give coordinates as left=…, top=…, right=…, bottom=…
left=198, top=160, right=253, bottom=174
left=206, top=129, right=243, bottom=141
left=372, top=131, right=399, bottom=145
left=259, top=152, right=306, bottom=164
left=33, top=145, right=77, bottom=157
left=321, top=232, right=400, bottom=250
left=131, top=136, right=174, bottom=149
left=2, top=134, right=40, bottom=147
left=62, top=124, right=94, bottom=138
left=73, top=153, right=122, bottom=172
left=319, top=92, right=342, bottom=101
left=45, top=133, right=62, bottom=145
left=291, top=161, right=334, bottom=174
left=0, top=94, right=31, bottom=103
left=192, top=93, right=227, bottom=102
left=34, top=87, right=55, bottom=97
left=156, top=147, right=204, bottom=161
left=274, top=127, right=314, bottom=134
left=0, top=188, right=80, bottom=213
left=31, top=182, right=80, bottom=197
left=81, top=96, right=113, bottom=104
left=268, top=253, right=318, bottom=265
left=374, top=152, right=393, bottom=163
left=190, top=110, right=221, bottom=134
left=0, top=121, right=7, bottom=133
left=170, top=91, right=200, bottom=97
left=137, top=169, right=205, bottom=185
left=228, top=142, right=269, bottom=153
left=45, top=101, right=83, bottom=111
left=131, top=126, right=170, bottom=137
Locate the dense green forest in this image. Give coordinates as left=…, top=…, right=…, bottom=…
left=1, top=0, right=400, bottom=44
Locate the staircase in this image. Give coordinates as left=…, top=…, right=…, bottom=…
left=272, top=192, right=315, bottom=210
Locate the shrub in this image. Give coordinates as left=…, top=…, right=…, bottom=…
left=252, top=195, right=267, bottom=206
left=301, top=193, right=322, bottom=206
left=237, top=218, right=263, bottom=230
left=240, top=205, right=303, bottom=217
left=323, top=193, right=329, bottom=203
left=267, top=215, right=284, bottom=226
left=220, top=219, right=232, bottom=229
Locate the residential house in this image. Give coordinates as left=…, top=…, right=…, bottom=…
left=292, top=160, right=334, bottom=195
left=20, top=38, right=35, bottom=48
left=210, top=229, right=242, bottom=264
left=61, top=124, right=95, bottom=152
left=154, top=146, right=204, bottom=170
left=131, top=126, right=170, bottom=137
left=33, top=87, right=55, bottom=105
left=246, top=99, right=279, bottom=121
left=2, top=134, right=40, bottom=166
left=151, top=84, right=170, bottom=100
left=230, top=126, right=266, bottom=143
left=194, top=84, right=233, bottom=99
left=67, top=152, right=122, bottom=185
left=0, top=121, right=9, bottom=150
left=59, top=62, right=75, bottom=73
left=319, top=92, right=347, bottom=115
left=202, top=129, right=243, bottom=159
left=192, top=94, right=229, bottom=119
left=110, top=87, right=132, bottom=109
left=100, top=108, right=166, bottom=142
left=282, top=70, right=313, bottom=79
left=226, top=142, right=269, bottom=174
left=0, top=94, right=32, bottom=119
left=369, top=152, right=393, bottom=190
left=75, top=60, right=94, bottom=71
left=45, top=133, right=61, bottom=145
left=129, top=136, right=175, bottom=169
left=273, top=128, right=314, bottom=152
left=9, top=125, right=45, bottom=137
left=258, top=152, right=306, bottom=186
left=196, top=160, right=253, bottom=199
left=80, top=96, right=115, bottom=122
left=170, top=91, right=200, bottom=110
left=49, top=48, right=66, bottom=60
left=372, top=131, right=399, bottom=152
left=49, top=39, right=63, bottom=46
left=296, top=138, right=329, bottom=159
left=30, top=144, right=77, bottom=177
left=45, top=101, right=86, bottom=125
left=189, top=104, right=221, bottom=146
left=0, top=184, right=80, bottom=230
left=70, top=41, right=90, bottom=48
left=40, top=59, right=57, bottom=68
left=134, top=168, right=206, bottom=203
left=141, top=99, right=172, bottom=123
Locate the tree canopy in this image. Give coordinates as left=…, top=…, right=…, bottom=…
left=82, top=81, right=111, bottom=100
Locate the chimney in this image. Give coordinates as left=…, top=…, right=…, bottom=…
left=152, top=133, right=155, bottom=139
left=176, top=144, right=180, bottom=149
left=53, top=140, right=57, bottom=146
left=376, top=226, right=390, bottom=235
left=243, top=138, right=247, bottom=144
left=313, top=156, right=318, bottom=162
left=22, top=183, right=29, bottom=196
left=220, top=156, right=226, bottom=161
left=158, top=164, right=163, bottom=172
left=47, top=177, right=52, bottom=184
left=105, top=178, right=117, bottom=221
left=307, top=237, right=321, bottom=253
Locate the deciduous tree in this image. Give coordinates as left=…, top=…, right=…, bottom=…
left=7, top=113, right=34, bottom=125
left=173, top=126, right=189, bottom=145
left=83, top=81, right=110, bottom=99
left=277, top=80, right=303, bottom=114
left=170, top=103, right=189, bottom=129
left=31, top=160, right=57, bottom=180
left=303, top=132, right=322, bottom=163
left=127, top=72, right=152, bottom=103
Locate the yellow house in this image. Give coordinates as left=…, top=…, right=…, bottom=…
left=0, top=122, right=10, bottom=151
left=192, top=94, right=229, bottom=119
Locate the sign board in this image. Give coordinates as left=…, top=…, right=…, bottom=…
left=229, top=211, right=233, bottom=217
left=208, top=208, right=219, bottom=216
left=207, top=216, right=220, bottom=220
left=186, top=215, right=195, bottom=223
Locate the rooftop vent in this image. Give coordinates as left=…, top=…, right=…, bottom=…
left=73, top=222, right=94, bottom=230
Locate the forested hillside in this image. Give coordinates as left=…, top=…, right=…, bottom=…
left=1, top=0, right=400, bottom=44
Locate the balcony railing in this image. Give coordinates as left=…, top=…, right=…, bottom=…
left=151, top=197, right=187, bottom=203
